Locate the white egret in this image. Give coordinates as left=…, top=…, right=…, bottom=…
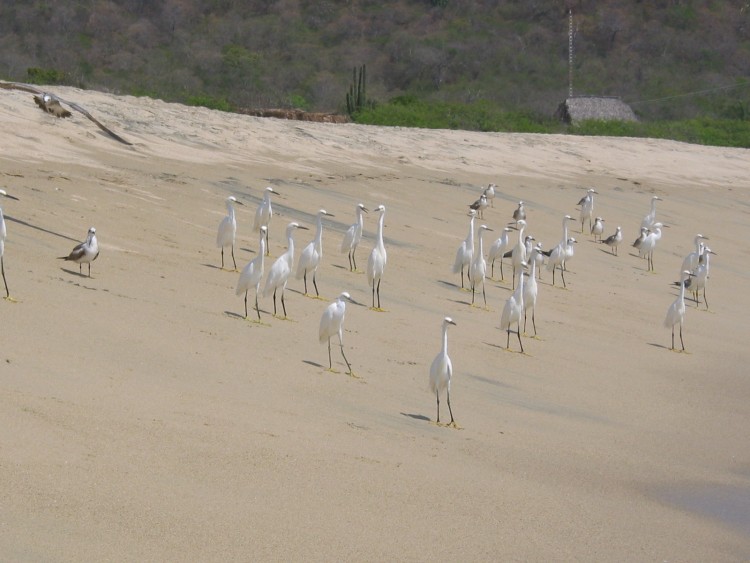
left=470, top=225, right=493, bottom=307
left=452, top=210, right=476, bottom=289
left=639, top=222, right=665, bottom=272
left=591, top=216, right=605, bottom=241
left=216, top=195, right=244, bottom=270
left=319, top=291, right=354, bottom=375
left=510, top=219, right=527, bottom=288
left=664, top=270, right=694, bottom=351
left=577, top=188, right=597, bottom=233
left=641, top=195, right=663, bottom=230
left=523, top=245, right=541, bottom=336
left=0, top=189, right=20, bottom=299
left=500, top=262, right=527, bottom=352
left=547, top=238, right=576, bottom=288
left=367, top=205, right=387, bottom=310
left=483, top=183, right=496, bottom=207
left=429, top=316, right=457, bottom=426
left=469, top=193, right=488, bottom=219
left=681, top=234, right=709, bottom=273
left=687, top=247, right=716, bottom=309
left=488, top=226, right=512, bottom=280
left=340, top=203, right=368, bottom=271
left=236, top=226, right=267, bottom=320
left=533, top=239, right=544, bottom=280
left=253, top=187, right=279, bottom=255
left=512, top=201, right=526, bottom=222
left=603, top=226, right=623, bottom=255
left=59, top=227, right=99, bottom=277
left=263, top=222, right=308, bottom=318
left=297, top=209, right=334, bottom=297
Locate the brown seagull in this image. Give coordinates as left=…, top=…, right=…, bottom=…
left=1, top=81, right=132, bottom=145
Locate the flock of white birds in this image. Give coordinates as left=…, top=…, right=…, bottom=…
left=0, top=180, right=713, bottom=429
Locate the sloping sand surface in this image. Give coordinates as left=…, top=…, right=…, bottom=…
left=1, top=85, right=749, bottom=561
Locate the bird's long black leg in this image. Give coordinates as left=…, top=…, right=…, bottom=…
left=671, top=326, right=675, bottom=350
left=348, top=252, right=353, bottom=271
left=265, top=231, right=270, bottom=255
left=446, top=388, right=454, bottom=424
left=500, top=259, right=504, bottom=281
left=516, top=323, right=524, bottom=353
left=221, top=248, right=225, bottom=269
left=460, top=267, right=465, bottom=289
left=243, top=291, right=248, bottom=318
left=524, top=310, right=528, bottom=333
left=491, top=260, right=495, bottom=279
left=231, top=245, right=237, bottom=270
left=272, top=289, right=278, bottom=315
left=281, top=290, right=287, bottom=317
left=327, top=339, right=333, bottom=369
left=303, top=272, right=308, bottom=295
left=313, top=274, right=319, bottom=296
left=255, top=292, right=261, bottom=320
left=561, top=267, right=567, bottom=288
left=1, top=257, right=9, bottom=298
left=371, top=284, right=375, bottom=308
left=436, top=391, right=440, bottom=424
left=532, top=310, right=537, bottom=336
left=376, top=279, right=381, bottom=309
left=679, top=324, right=685, bottom=351
left=352, top=251, right=357, bottom=271
left=703, top=288, right=708, bottom=309
left=339, top=334, right=352, bottom=373
left=88, top=263, right=92, bottom=277
left=506, top=328, right=511, bottom=349
left=482, top=283, right=486, bottom=306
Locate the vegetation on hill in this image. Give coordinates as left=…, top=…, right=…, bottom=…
left=1, top=1, right=749, bottom=146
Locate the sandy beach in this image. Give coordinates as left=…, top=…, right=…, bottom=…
left=1, top=85, right=749, bottom=561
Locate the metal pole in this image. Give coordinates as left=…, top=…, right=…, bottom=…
left=568, top=8, right=574, bottom=98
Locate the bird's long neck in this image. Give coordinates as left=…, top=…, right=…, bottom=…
left=357, top=209, right=364, bottom=231
left=679, top=274, right=687, bottom=302
left=227, top=202, right=236, bottom=220
left=477, top=230, right=484, bottom=256
left=467, top=217, right=475, bottom=244
left=441, top=325, right=449, bottom=356
left=259, top=235, right=266, bottom=259
left=315, top=216, right=324, bottom=251
left=286, top=232, right=295, bottom=264
left=377, top=212, right=385, bottom=247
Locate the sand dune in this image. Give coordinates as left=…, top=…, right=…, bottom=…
left=1, top=84, right=749, bottom=560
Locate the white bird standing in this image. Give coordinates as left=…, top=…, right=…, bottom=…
left=429, top=316, right=457, bottom=426
left=216, top=195, right=244, bottom=270
left=500, top=262, right=527, bottom=352
left=367, top=205, right=387, bottom=310
left=545, top=215, right=574, bottom=286
left=639, top=222, right=665, bottom=272
left=632, top=226, right=648, bottom=252
left=236, top=226, right=267, bottom=320
left=687, top=247, right=716, bottom=309
left=469, top=193, right=488, bottom=220
left=603, top=226, right=623, bottom=255
left=591, top=216, right=605, bottom=241
left=470, top=224, right=493, bottom=307
left=340, top=203, right=368, bottom=271
left=641, top=195, right=663, bottom=230
left=59, top=227, right=99, bottom=277
left=523, top=245, right=541, bottom=336
left=296, top=209, right=334, bottom=297
left=510, top=219, right=527, bottom=289
left=681, top=234, right=709, bottom=273
left=0, top=189, right=20, bottom=299
left=577, top=188, right=597, bottom=233
left=263, top=222, right=308, bottom=318
left=488, top=226, right=513, bottom=280
left=664, top=270, right=694, bottom=351
left=512, top=201, right=526, bottom=222
left=483, top=183, right=496, bottom=207
left=452, top=210, right=476, bottom=289
left=254, top=187, right=280, bottom=255
left=319, top=291, right=354, bottom=375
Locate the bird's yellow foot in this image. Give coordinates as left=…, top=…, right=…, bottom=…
left=346, top=371, right=362, bottom=379
left=369, top=307, right=387, bottom=312
left=446, top=421, right=462, bottom=430
left=3, top=296, right=18, bottom=303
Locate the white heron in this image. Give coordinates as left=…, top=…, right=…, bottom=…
left=452, top=210, right=476, bottom=289
left=641, top=195, right=663, bottom=230
left=216, top=195, right=244, bottom=270
left=639, top=222, right=665, bottom=272
left=470, top=224, right=493, bottom=307
left=483, top=183, right=496, bottom=207
left=510, top=219, right=527, bottom=289
left=500, top=262, right=527, bottom=352
left=687, top=247, right=716, bottom=309
left=263, top=222, right=308, bottom=318
left=488, top=226, right=513, bottom=280
left=254, top=187, right=280, bottom=255
left=523, top=245, right=542, bottom=336
left=591, top=216, right=605, bottom=241
left=681, top=234, right=709, bottom=273
left=319, top=291, right=354, bottom=374
left=236, top=226, right=267, bottom=320
left=59, top=227, right=99, bottom=277
left=665, top=270, right=694, bottom=351
left=547, top=238, right=577, bottom=288
left=512, top=201, right=526, bottom=222
left=577, top=188, right=597, bottom=233
left=340, top=203, right=368, bottom=271
left=367, top=205, right=387, bottom=310
left=297, top=209, right=334, bottom=297
left=603, top=226, right=623, bottom=255
left=469, top=193, right=488, bottom=219
left=533, top=239, right=544, bottom=279
left=429, top=316, right=457, bottom=426
left=0, top=189, right=20, bottom=299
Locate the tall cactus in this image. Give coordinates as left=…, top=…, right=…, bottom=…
left=346, top=64, right=367, bottom=116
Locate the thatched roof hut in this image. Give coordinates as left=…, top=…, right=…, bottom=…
left=555, top=96, right=637, bottom=124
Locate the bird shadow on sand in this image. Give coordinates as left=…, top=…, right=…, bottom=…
left=648, top=342, right=690, bottom=353
left=6, top=215, right=80, bottom=243
left=400, top=412, right=431, bottom=422
left=303, top=359, right=325, bottom=370
left=437, top=279, right=461, bottom=290
left=224, top=310, right=271, bottom=325
left=60, top=267, right=96, bottom=280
